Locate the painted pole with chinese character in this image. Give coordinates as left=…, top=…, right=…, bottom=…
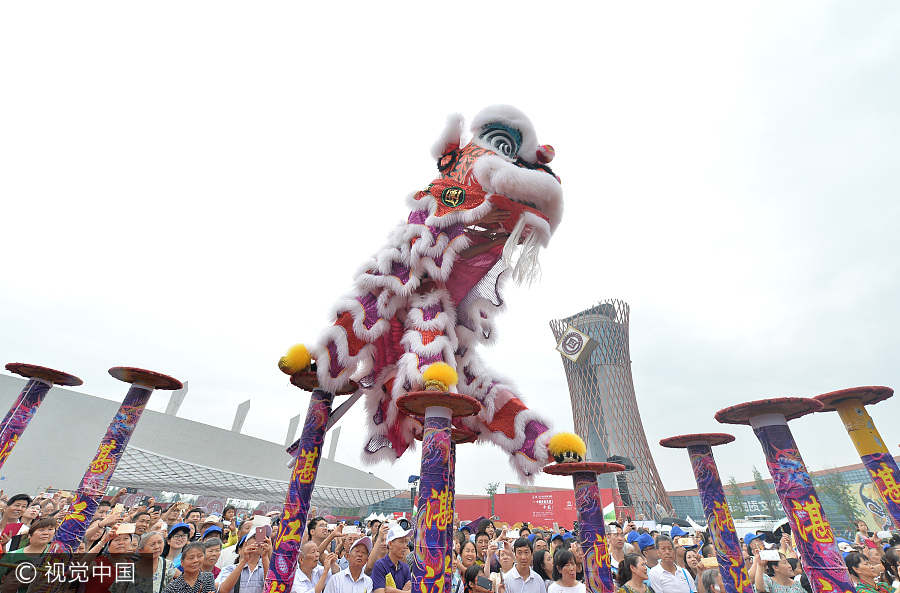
left=265, top=387, right=334, bottom=593
left=52, top=367, right=182, bottom=552
left=444, top=429, right=475, bottom=590
left=397, top=364, right=480, bottom=593
left=813, top=386, right=900, bottom=529
left=716, top=397, right=855, bottom=593
left=0, top=364, right=82, bottom=470
left=545, top=459, right=624, bottom=593
left=659, top=433, right=752, bottom=593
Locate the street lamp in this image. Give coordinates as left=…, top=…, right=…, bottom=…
left=408, top=474, right=420, bottom=516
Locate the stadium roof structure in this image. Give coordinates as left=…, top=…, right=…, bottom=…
left=112, top=446, right=403, bottom=508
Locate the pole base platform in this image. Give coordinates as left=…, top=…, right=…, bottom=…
left=108, top=367, right=183, bottom=390
left=5, top=363, right=83, bottom=386
left=290, top=371, right=357, bottom=395
left=715, top=397, right=822, bottom=425
left=659, top=433, right=735, bottom=448
left=814, top=386, right=893, bottom=411
left=543, top=461, right=625, bottom=476
left=397, top=391, right=480, bottom=418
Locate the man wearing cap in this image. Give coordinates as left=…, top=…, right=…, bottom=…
left=649, top=535, right=694, bottom=593
left=638, top=533, right=659, bottom=569
left=372, top=525, right=412, bottom=593
left=217, top=530, right=272, bottom=593
left=503, top=538, right=547, bottom=593
left=325, top=536, right=374, bottom=593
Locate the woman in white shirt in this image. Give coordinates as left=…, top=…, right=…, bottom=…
left=548, top=549, right=585, bottom=593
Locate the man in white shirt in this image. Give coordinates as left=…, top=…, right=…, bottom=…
left=217, top=533, right=272, bottom=593
left=503, top=538, right=547, bottom=593
left=293, top=541, right=335, bottom=593
left=325, top=536, right=374, bottom=593
left=648, top=536, right=695, bottom=593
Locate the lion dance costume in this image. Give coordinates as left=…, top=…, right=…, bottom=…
left=282, top=105, right=563, bottom=480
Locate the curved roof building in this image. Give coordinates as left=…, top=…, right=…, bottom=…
left=0, top=373, right=400, bottom=510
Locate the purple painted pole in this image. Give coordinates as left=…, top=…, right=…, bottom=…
left=265, top=388, right=333, bottom=593
left=397, top=385, right=479, bottom=593
left=0, top=364, right=82, bottom=470
left=445, top=440, right=456, bottom=592
left=660, top=434, right=751, bottom=593
left=52, top=367, right=181, bottom=552
left=415, top=412, right=453, bottom=593
left=545, top=461, right=624, bottom=593
left=717, top=398, right=855, bottom=593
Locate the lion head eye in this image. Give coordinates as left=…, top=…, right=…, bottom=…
left=479, top=123, right=522, bottom=159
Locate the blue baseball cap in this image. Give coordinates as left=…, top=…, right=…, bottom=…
left=562, top=533, right=576, bottom=543
left=670, top=525, right=688, bottom=538
left=167, top=522, right=191, bottom=538
left=743, top=533, right=764, bottom=547
left=202, top=526, right=223, bottom=539
left=527, top=534, right=538, bottom=545
left=637, top=533, right=656, bottom=551
left=551, top=533, right=565, bottom=543
left=626, top=531, right=640, bottom=544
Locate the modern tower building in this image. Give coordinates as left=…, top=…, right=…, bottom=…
left=550, top=300, right=671, bottom=520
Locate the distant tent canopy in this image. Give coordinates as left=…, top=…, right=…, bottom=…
left=111, top=446, right=403, bottom=508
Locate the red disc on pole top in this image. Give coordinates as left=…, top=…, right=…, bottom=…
left=290, top=371, right=358, bottom=396
left=108, top=367, right=183, bottom=391
left=396, top=391, right=480, bottom=419
left=659, top=433, right=735, bottom=449
left=715, top=397, right=823, bottom=426
left=543, top=461, right=625, bottom=476
left=813, top=386, right=893, bottom=412
left=5, top=363, right=83, bottom=387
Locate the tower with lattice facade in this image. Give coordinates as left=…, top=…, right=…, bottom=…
left=550, top=300, right=672, bottom=520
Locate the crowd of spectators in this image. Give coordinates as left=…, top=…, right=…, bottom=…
left=0, top=490, right=897, bottom=593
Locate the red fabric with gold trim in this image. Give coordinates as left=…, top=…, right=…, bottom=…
left=413, top=178, right=487, bottom=217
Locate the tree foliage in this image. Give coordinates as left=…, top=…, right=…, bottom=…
left=752, top=466, right=781, bottom=518
left=726, top=476, right=746, bottom=519
left=814, top=470, right=863, bottom=536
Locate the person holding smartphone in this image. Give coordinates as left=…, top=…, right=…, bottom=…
left=753, top=549, right=805, bottom=593
left=216, top=531, right=271, bottom=593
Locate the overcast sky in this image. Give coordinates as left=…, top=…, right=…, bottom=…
left=2, top=2, right=899, bottom=497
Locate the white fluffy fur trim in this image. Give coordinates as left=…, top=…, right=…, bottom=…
left=470, top=105, right=539, bottom=164
left=474, top=155, right=563, bottom=233
left=431, top=113, right=464, bottom=160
